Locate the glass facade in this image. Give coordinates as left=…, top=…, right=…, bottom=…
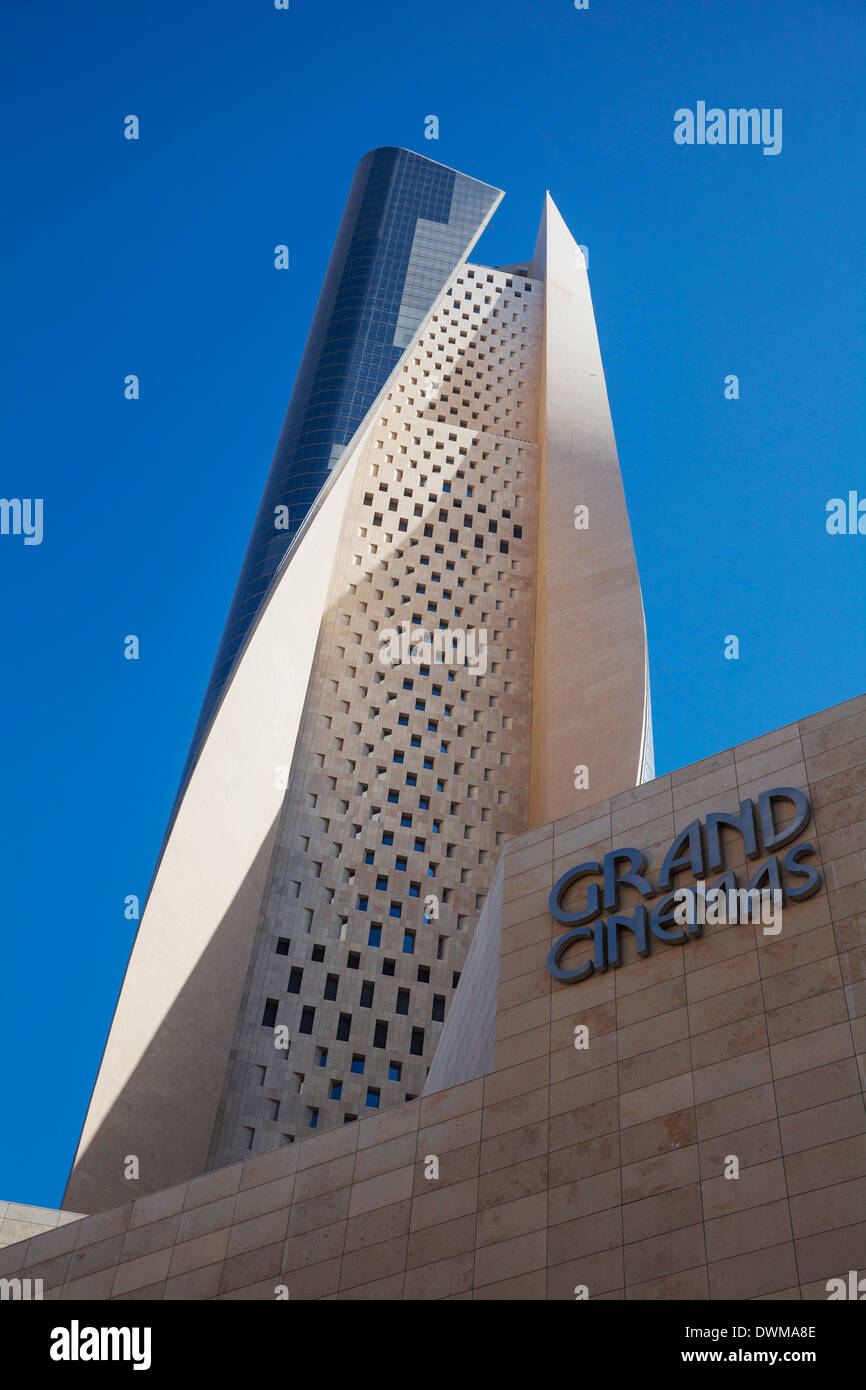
left=179, top=148, right=500, bottom=794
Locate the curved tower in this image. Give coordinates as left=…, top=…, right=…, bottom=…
left=64, top=150, right=652, bottom=1214
left=181, top=149, right=502, bottom=795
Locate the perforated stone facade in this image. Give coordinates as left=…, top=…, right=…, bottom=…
left=208, top=264, right=544, bottom=1165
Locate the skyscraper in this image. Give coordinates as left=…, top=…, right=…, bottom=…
left=179, top=149, right=503, bottom=802
left=64, top=148, right=652, bottom=1214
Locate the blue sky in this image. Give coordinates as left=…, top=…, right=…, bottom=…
left=1, top=0, right=863, bottom=1206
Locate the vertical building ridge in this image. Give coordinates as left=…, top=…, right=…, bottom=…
left=528, top=191, right=651, bottom=827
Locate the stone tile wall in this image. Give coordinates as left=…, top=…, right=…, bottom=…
left=3, top=695, right=862, bottom=1299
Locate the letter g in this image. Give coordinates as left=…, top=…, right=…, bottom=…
left=549, top=862, right=602, bottom=925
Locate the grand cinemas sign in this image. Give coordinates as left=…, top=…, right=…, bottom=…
left=547, top=787, right=823, bottom=985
